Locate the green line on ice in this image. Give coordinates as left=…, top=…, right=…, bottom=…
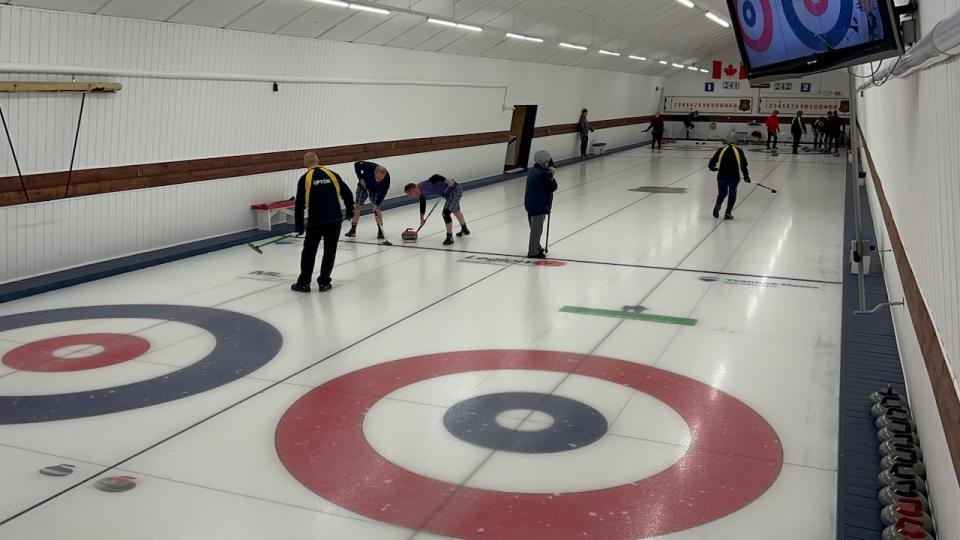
left=559, top=306, right=698, bottom=327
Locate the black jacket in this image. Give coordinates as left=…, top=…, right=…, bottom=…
left=295, top=166, right=355, bottom=231
left=791, top=116, right=807, bottom=136
left=524, top=164, right=558, bottom=215
left=708, top=144, right=750, bottom=182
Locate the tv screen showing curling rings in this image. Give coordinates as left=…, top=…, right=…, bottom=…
left=727, top=0, right=903, bottom=82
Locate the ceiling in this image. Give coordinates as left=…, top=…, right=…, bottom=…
left=6, top=0, right=740, bottom=76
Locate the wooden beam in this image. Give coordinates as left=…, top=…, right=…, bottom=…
left=0, top=81, right=122, bottom=93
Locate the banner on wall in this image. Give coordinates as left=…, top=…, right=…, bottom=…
left=663, top=96, right=754, bottom=114
left=757, top=97, right=850, bottom=116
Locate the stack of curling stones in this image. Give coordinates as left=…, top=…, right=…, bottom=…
left=871, top=386, right=937, bottom=539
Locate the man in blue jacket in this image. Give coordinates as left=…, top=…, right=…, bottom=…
left=707, top=133, right=751, bottom=220
left=525, top=150, right=558, bottom=258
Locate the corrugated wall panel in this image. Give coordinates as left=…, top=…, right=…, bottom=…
left=859, top=1, right=960, bottom=535
left=0, top=4, right=662, bottom=282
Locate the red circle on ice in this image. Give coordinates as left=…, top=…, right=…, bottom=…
left=275, top=350, right=783, bottom=539
left=2, top=333, right=150, bottom=372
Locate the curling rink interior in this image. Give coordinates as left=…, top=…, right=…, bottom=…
left=0, top=145, right=847, bottom=539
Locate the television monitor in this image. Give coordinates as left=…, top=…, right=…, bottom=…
left=727, top=0, right=904, bottom=82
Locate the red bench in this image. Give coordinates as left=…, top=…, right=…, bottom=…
left=251, top=198, right=295, bottom=231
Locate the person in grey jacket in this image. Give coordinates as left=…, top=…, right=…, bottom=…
left=578, top=109, right=594, bottom=158
left=525, top=150, right=558, bottom=258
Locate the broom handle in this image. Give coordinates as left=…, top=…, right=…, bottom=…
left=416, top=187, right=447, bottom=233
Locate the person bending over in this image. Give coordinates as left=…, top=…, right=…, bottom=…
left=345, top=160, right=390, bottom=240
left=404, top=174, right=470, bottom=246
left=708, top=133, right=751, bottom=220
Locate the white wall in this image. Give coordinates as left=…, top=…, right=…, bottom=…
left=857, top=4, right=960, bottom=536
left=659, top=46, right=849, bottom=141
left=0, top=5, right=662, bottom=283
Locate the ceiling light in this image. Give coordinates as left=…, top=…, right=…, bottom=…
left=349, top=4, right=390, bottom=14
left=312, top=0, right=349, bottom=6
left=687, top=66, right=699, bottom=71
left=659, top=60, right=669, bottom=65
left=629, top=55, right=647, bottom=61
left=599, top=49, right=620, bottom=56
left=427, top=18, right=481, bottom=31
left=674, top=0, right=695, bottom=7
left=559, top=42, right=588, bottom=51
left=672, top=63, right=685, bottom=68
left=700, top=68, right=709, bottom=73
left=506, top=32, right=543, bottom=43
left=428, top=18, right=458, bottom=28
left=705, top=11, right=730, bottom=27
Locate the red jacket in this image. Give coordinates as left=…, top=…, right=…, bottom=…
left=765, top=115, right=780, bottom=132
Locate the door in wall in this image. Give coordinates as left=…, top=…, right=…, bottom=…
left=504, top=105, right=538, bottom=172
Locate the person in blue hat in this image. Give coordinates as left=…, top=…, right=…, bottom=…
left=524, top=150, right=558, bottom=258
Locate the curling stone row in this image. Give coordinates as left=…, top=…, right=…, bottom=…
left=871, top=387, right=937, bottom=539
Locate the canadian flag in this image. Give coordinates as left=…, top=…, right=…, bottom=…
left=712, top=60, right=747, bottom=80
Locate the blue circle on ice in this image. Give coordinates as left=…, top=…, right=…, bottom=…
left=0, top=305, right=282, bottom=424
left=443, top=392, right=608, bottom=453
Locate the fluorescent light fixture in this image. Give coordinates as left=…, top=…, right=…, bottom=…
left=672, top=63, right=685, bottom=68
left=312, top=0, right=349, bottom=6
left=428, top=18, right=459, bottom=28
left=687, top=66, right=699, bottom=71
left=659, top=60, right=669, bottom=65
left=428, top=18, right=481, bottom=31
left=559, top=42, right=588, bottom=51
left=506, top=32, right=544, bottom=43
left=705, top=11, right=730, bottom=27
left=599, top=49, right=620, bottom=56
left=349, top=3, right=390, bottom=14
left=674, top=0, right=695, bottom=7
left=629, top=55, right=647, bottom=61
left=700, top=68, right=709, bottom=73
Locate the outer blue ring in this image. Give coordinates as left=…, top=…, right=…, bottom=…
left=443, top=391, right=608, bottom=454
left=0, top=304, right=282, bottom=424
left=781, top=0, right=853, bottom=51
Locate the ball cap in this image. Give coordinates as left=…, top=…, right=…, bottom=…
left=533, top=150, right=552, bottom=163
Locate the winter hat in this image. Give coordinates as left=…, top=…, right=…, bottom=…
left=534, top=150, right=553, bottom=163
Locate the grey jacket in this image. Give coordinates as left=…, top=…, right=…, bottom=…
left=578, top=116, right=590, bottom=138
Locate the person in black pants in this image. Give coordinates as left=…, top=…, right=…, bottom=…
left=790, top=111, right=807, bottom=154
left=643, top=112, right=665, bottom=152
left=525, top=150, right=558, bottom=258
left=578, top=109, right=594, bottom=157
left=292, top=152, right=354, bottom=293
left=708, top=133, right=751, bottom=220
left=683, top=110, right=699, bottom=139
